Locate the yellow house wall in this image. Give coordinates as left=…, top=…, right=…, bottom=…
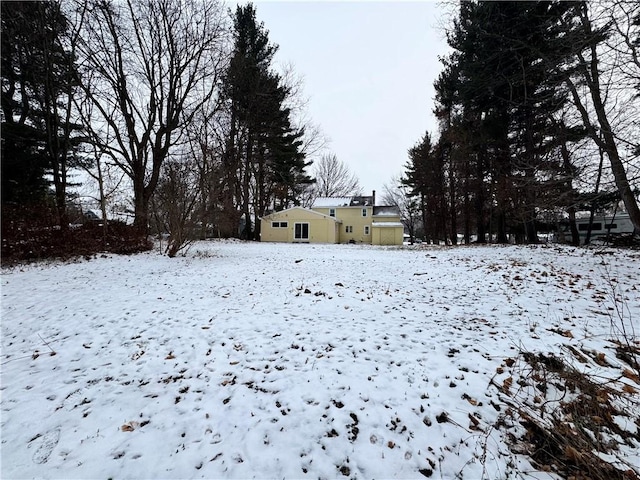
left=372, top=226, right=404, bottom=245
left=313, top=206, right=373, bottom=243
left=260, top=209, right=338, bottom=243
left=260, top=216, right=289, bottom=242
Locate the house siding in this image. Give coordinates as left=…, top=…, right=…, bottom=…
left=313, top=206, right=373, bottom=243
left=260, top=208, right=339, bottom=243
left=372, top=223, right=405, bottom=245
left=261, top=201, right=404, bottom=245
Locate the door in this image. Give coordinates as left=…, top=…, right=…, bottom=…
left=294, top=223, right=309, bottom=241
left=381, top=229, right=394, bottom=245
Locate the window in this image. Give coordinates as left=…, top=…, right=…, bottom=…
left=329, top=208, right=336, bottom=217
left=345, top=226, right=353, bottom=233
left=364, top=225, right=370, bottom=235
left=362, top=208, right=367, bottom=217
left=271, top=221, right=288, bottom=228
left=294, top=223, right=309, bottom=240
left=280, top=221, right=288, bottom=228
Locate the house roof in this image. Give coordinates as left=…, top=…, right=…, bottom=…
left=312, top=197, right=352, bottom=207
left=260, top=206, right=341, bottom=222
left=373, top=206, right=401, bottom=216
left=313, top=195, right=376, bottom=207
left=372, top=222, right=404, bottom=228
left=349, top=195, right=375, bottom=206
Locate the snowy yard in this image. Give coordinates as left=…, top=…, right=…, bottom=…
left=1, top=241, right=639, bottom=479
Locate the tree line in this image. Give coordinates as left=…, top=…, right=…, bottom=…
left=2, top=0, right=362, bottom=258
left=398, top=1, right=639, bottom=245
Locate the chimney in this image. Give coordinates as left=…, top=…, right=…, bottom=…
left=372, top=190, right=376, bottom=206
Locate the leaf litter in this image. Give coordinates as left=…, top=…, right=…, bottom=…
left=1, top=241, right=639, bottom=479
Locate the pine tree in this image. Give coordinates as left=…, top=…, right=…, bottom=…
left=222, top=3, right=309, bottom=240
left=1, top=1, right=82, bottom=227
left=437, top=1, right=588, bottom=243
left=403, top=133, right=448, bottom=244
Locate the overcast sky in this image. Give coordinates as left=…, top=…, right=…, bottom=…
left=241, top=1, right=452, bottom=200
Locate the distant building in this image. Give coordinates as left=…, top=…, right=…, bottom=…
left=260, top=192, right=404, bottom=245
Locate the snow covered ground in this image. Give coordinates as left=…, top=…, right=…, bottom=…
left=1, top=241, right=639, bottom=479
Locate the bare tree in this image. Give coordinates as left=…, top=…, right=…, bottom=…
left=280, top=63, right=328, bottom=162
left=152, top=104, right=226, bottom=255
left=77, top=0, right=228, bottom=232
left=311, top=153, right=362, bottom=199
left=562, top=2, right=640, bottom=234
left=270, top=63, right=327, bottom=210
left=152, top=156, right=200, bottom=257
left=79, top=140, right=128, bottom=244
left=382, top=175, right=421, bottom=243
left=609, top=1, right=640, bottom=143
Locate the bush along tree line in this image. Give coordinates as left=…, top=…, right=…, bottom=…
left=1, top=0, right=326, bottom=261
left=401, top=2, right=640, bottom=246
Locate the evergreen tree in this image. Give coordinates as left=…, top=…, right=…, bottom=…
left=222, top=3, right=310, bottom=240
left=435, top=1, right=588, bottom=243
left=403, top=133, right=448, bottom=244
left=1, top=1, right=82, bottom=225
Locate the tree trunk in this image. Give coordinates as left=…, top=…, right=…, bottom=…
left=133, top=172, right=148, bottom=232
left=567, top=4, right=640, bottom=234
left=475, top=150, right=487, bottom=243
left=96, top=156, right=109, bottom=248
left=448, top=161, right=457, bottom=245
left=559, top=128, right=580, bottom=245
left=241, top=134, right=253, bottom=240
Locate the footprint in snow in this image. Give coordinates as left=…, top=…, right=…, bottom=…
left=32, top=428, right=60, bottom=464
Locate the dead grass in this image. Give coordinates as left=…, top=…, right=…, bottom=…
left=493, top=346, right=640, bottom=480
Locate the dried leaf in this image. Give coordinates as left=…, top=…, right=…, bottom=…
left=503, top=377, right=513, bottom=394
left=121, top=421, right=140, bottom=432
left=564, top=445, right=582, bottom=461
left=622, top=368, right=640, bottom=384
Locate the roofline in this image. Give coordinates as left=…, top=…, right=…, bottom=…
left=371, top=222, right=404, bottom=227
left=312, top=204, right=397, bottom=209
left=260, top=206, right=342, bottom=222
